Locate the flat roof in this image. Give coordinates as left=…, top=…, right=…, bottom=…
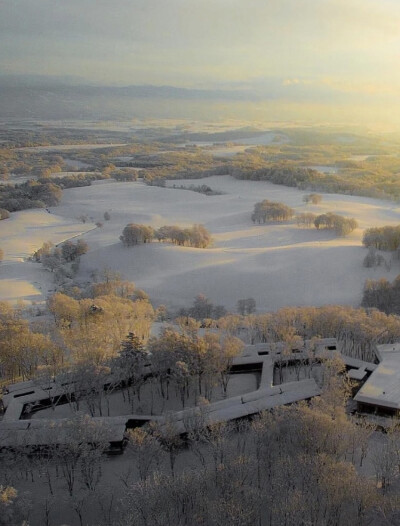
left=0, top=420, right=127, bottom=448
left=355, top=346, right=400, bottom=410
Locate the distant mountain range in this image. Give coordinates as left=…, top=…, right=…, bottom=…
left=0, top=74, right=363, bottom=121
left=0, top=75, right=259, bottom=120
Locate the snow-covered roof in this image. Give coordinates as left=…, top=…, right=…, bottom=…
left=355, top=344, right=400, bottom=410
left=0, top=417, right=127, bottom=448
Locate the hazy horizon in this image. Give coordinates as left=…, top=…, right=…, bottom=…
left=1, top=0, right=399, bottom=128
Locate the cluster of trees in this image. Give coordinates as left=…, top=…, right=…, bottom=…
left=156, top=224, right=212, bottom=247
left=250, top=202, right=357, bottom=236
left=363, top=247, right=391, bottom=270
left=0, top=148, right=68, bottom=179
left=297, top=211, right=358, bottom=236
left=363, top=225, right=400, bottom=252
left=121, top=223, right=212, bottom=248
left=303, top=193, right=323, bottom=204
left=168, top=183, right=223, bottom=196
left=0, top=484, right=27, bottom=526
left=362, top=275, right=400, bottom=315
left=0, top=301, right=59, bottom=382
left=0, top=271, right=154, bottom=384
left=120, top=224, right=155, bottom=246
left=314, top=212, right=358, bottom=236
left=237, top=297, right=256, bottom=315
left=48, top=291, right=154, bottom=365
left=296, top=212, right=317, bottom=227
left=148, top=324, right=243, bottom=403
left=0, top=180, right=62, bottom=212
left=6, top=296, right=399, bottom=391
left=32, top=239, right=89, bottom=280
left=38, top=163, right=63, bottom=178
left=0, top=208, right=10, bottom=220
left=112, top=168, right=140, bottom=181
left=251, top=200, right=295, bottom=223
left=179, top=294, right=227, bottom=321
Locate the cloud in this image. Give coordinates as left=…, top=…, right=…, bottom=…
left=1, top=0, right=400, bottom=89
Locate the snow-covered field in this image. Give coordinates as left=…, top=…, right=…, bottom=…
left=1, top=175, right=400, bottom=310
left=0, top=209, right=94, bottom=303
left=16, top=143, right=127, bottom=152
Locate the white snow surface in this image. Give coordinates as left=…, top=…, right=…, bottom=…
left=1, top=175, right=400, bottom=310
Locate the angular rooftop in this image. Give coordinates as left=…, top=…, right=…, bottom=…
left=354, top=343, right=400, bottom=411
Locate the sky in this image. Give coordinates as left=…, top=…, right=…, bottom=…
left=1, top=0, right=400, bottom=126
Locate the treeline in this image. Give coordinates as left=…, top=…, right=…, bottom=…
left=0, top=148, right=67, bottom=179
left=228, top=157, right=400, bottom=200
left=362, top=275, right=400, bottom=315
left=0, top=180, right=62, bottom=212
left=231, top=163, right=323, bottom=188
left=217, top=305, right=400, bottom=362
left=128, top=149, right=400, bottom=202
left=38, top=171, right=109, bottom=189
left=363, top=225, right=400, bottom=251
left=138, top=150, right=228, bottom=182
left=121, top=223, right=212, bottom=248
